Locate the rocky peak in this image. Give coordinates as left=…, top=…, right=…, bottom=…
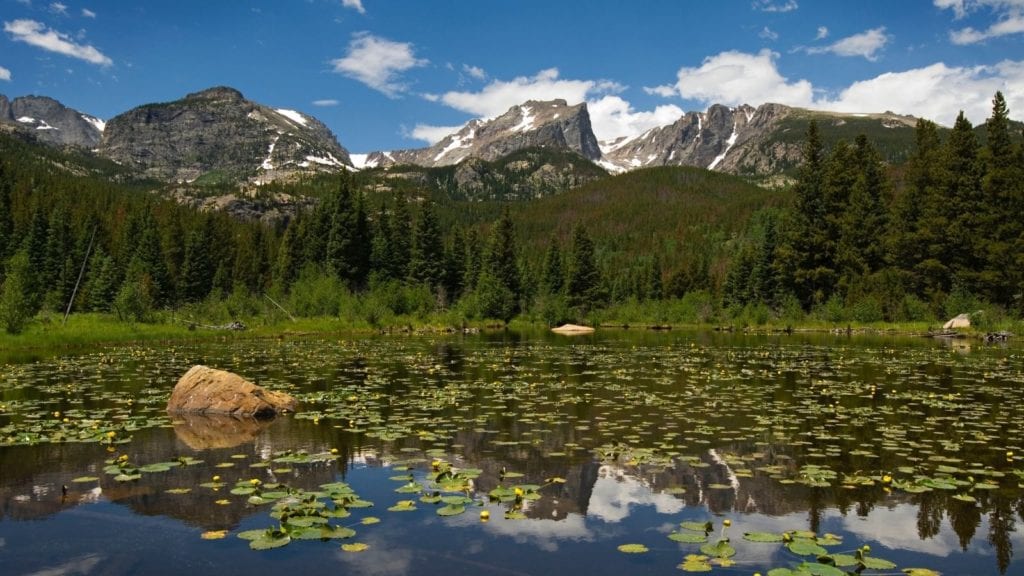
left=601, top=103, right=787, bottom=173
left=184, top=86, right=246, bottom=103
left=363, top=99, right=601, bottom=169
left=98, top=86, right=352, bottom=183
left=0, top=93, right=104, bottom=148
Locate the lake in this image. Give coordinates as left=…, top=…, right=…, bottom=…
left=1, top=330, right=1022, bottom=575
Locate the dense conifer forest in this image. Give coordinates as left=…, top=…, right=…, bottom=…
left=1, top=92, right=1021, bottom=334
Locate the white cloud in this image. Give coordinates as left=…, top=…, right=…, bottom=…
left=805, top=27, right=889, bottom=60
left=409, top=123, right=462, bottom=144
left=753, top=0, right=798, bottom=12
left=462, top=64, right=486, bottom=80
left=0, top=66, right=10, bottom=81
left=656, top=48, right=1023, bottom=126
left=81, top=8, right=96, bottom=18
left=950, top=12, right=1024, bottom=43
left=936, top=0, right=1024, bottom=42
left=816, top=26, right=829, bottom=39
left=331, top=32, right=427, bottom=97
left=341, top=0, right=366, bottom=14
left=3, top=19, right=112, bottom=66
left=643, top=84, right=678, bottom=98
left=438, top=67, right=622, bottom=118
left=586, top=468, right=684, bottom=523
left=759, top=26, right=779, bottom=41
left=49, top=2, right=67, bottom=15
left=430, top=68, right=664, bottom=142
left=587, top=95, right=684, bottom=143
left=818, top=59, right=1024, bottom=125
left=312, top=99, right=339, bottom=107
left=669, top=49, right=815, bottom=108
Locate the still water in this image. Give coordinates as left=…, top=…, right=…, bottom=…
left=1, top=330, right=1022, bottom=575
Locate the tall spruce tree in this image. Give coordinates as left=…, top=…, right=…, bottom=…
left=942, top=111, right=984, bottom=293
left=565, top=222, right=602, bottom=315
left=781, top=120, right=832, bottom=308
left=889, top=118, right=944, bottom=294
left=0, top=161, right=12, bottom=262
left=485, top=208, right=521, bottom=302
left=390, top=193, right=412, bottom=280
left=541, top=237, right=564, bottom=295
left=409, top=200, right=444, bottom=288
left=837, top=135, right=887, bottom=293
left=981, top=92, right=1023, bottom=306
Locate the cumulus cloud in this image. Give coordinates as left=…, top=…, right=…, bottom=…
left=3, top=19, right=112, bottom=66
left=662, top=49, right=815, bottom=107
left=437, top=68, right=622, bottom=118
left=587, top=96, right=684, bottom=143
left=49, top=2, right=67, bottom=15
left=331, top=32, right=427, bottom=97
left=0, top=65, right=10, bottom=81
left=752, top=0, right=798, bottom=12
left=759, top=26, right=779, bottom=41
left=429, top=68, right=672, bottom=143
left=312, top=99, right=339, bottom=107
left=818, top=59, right=1024, bottom=125
left=805, top=27, right=889, bottom=60
left=936, top=0, right=1024, bottom=43
left=342, top=0, right=366, bottom=14
left=657, top=48, right=1024, bottom=125
left=816, top=26, right=829, bottom=39
left=82, top=8, right=96, bottom=18
left=408, top=123, right=463, bottom=144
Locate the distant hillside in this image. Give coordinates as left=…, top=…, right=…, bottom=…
left=511, top=166, right=789, bottom=285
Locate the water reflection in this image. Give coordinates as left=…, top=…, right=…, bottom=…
left=1, top=331, right=1022, bottom=575
left=171, top=413, right=274, bottom=450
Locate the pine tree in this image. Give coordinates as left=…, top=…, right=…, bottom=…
left=21, top=206, right=48, bottom=313
left=565, top=222, right=602, bottom=315
left=646, top=254, right=664, bottom=301
left=390, top=192, right=412, bottom=280
left=83, top=247, right=118, bottom=312
left=485, top=208, right=521, bottom=300
left=0, top=251, right=31, bottom=334
left=541, top=237, right=564, bottom=295
left=980, top=92, right=1023, bottom=306
left=0, top=161, right=12, bottom=261
left=443, top=227, right=466, bottom=302
left=837, top=135, right=887, bottom=293
left=274, top=218, right=302, bottom=289
left=780, top=120, right=833, bottom=308
left=178, top=223, right=211, bottom=301
left=369, top=199, right=392, bottom=283
left=889, top=119, right=943, bottom=294
left=325, top=177, right=359, bottom=284
left=127, top=213, right=171, bottom=307
left=942, top=111, right=984, bottom=293
left=408, top=200, right=444, bottom=288
left=463, top=228, right=482, bottom=290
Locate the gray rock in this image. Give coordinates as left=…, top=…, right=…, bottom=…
left=366, top=99, right=601, bottom=168
left=0, top=93, right=103, bottom=148
left=98, top=86, right=352, bottom=183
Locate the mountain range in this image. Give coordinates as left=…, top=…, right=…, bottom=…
left=0, top=85, right=977, bottom=194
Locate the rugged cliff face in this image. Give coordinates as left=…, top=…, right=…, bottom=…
left=98, top=86, right=352, bottom=183
left=0, top=94, right=104, bottom=148
left=601, top=103, right=789, bottom=173
left=363, top=99, right=602, bottom=168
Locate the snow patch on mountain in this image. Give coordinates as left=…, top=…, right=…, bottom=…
left=275, top=109, right=308, bottom=127
left=707, top=122, right=738, bottom=171
left=82, top=114, right=106, bottom=132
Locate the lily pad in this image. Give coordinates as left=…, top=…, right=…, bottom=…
left=617, top=543, right=649, bottom=553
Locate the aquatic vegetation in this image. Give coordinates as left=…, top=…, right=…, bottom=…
left=2, top=333, right=1021, bottom=573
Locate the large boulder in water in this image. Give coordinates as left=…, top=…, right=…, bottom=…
left=167, top=365, right=296, bottom=418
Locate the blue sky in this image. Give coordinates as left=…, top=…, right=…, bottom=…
left=2, top=0, right=1023, bottom=153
